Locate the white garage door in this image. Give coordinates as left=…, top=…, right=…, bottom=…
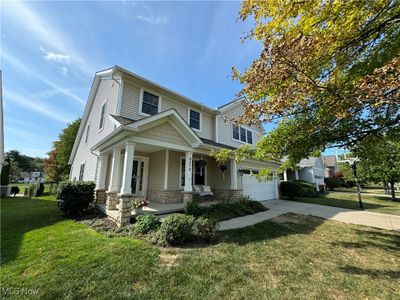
left=242, top=174, right=277, bottom=201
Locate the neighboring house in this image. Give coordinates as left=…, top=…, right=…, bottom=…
left=17, top=171, right=46, bottom=183
left=323, top=155, right=339, bottom=177
left=283, top=157, right=325, bottom=191
left=69, top=66, right=281, bottom=226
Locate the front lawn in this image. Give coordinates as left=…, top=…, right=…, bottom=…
left=284, top=192, right=400, bottom=215
left=2, top=196, right=399, bottom=299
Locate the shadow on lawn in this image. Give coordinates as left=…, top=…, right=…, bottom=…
left=221, top=213, right=326, bottom=245
left=340, top=266, right=400, bottom=279
left=332, top=228, right=400, bottom=253
left=1, top=196, right=64, bottom=265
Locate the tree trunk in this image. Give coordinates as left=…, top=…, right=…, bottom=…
left=383, top=181, right=389, bottom=194
left=389, top=181, right=397, bottom=201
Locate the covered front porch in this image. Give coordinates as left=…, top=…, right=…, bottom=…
left=92, top=110, right=242, bottom=226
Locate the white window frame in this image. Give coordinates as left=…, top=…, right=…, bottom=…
left=179, top=156, right=207, bottom=189
left=138, top=88, right=162, bottom=117
left=79, top=162, right=85, bottom=181
left=84, top=123, right=91, bottom=145
left=231, top=123, right=254, bottom=145
left=187, top=108, right=202, bottom=132
left=98, top=100, right=107, bottom=132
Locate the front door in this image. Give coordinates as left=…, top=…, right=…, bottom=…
left=130, top=159, right=147, bottom=196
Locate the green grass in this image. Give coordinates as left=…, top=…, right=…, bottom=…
left=7, top=183, right=57, bottom=195
left=2, top=196, right=400, bottom=299
left=284, top=192, right=400, bottom=215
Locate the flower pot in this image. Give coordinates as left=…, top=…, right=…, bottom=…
left=131, top=207, right=143, bottom=215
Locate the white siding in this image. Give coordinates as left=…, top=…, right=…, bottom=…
left=120, top=82, right=144, bottom=120
left=70, top=79, right=119, bottom=181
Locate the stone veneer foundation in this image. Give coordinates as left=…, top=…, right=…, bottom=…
left=147, top=190, right=183, bottom=203
left=117, top=195, right=133, bottom=227
left=95, top=190, right=106, bottom=204
left=106, top=192, right=119, bottom=210
left=213, top=189, right=243, bottom=201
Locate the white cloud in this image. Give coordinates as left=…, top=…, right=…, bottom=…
left=3, top=2, right=97, bottom=76
left=135, top=15, right=168, bottom=25
left=40, top=47, right=70, bottom=63
left=61, top=66, right=69, bottom=77
left=2, top=50, right=85, bottom=105
left=4, top=89, right=72, bottom=124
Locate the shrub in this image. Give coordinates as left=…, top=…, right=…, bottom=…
left=36, top=183, right=45, bottom=196
left=56, top=181, right=96, bottom=217
left=1, top=163, right=10, bottom=186
left=325, top=177, right=342, bottom=190
left=192, top=217, right=218, bottom=242
left=10, top=186, right=20, bottom=196
left=185, top=199, right=201, bottom=216
left=295, top=180, right=317, bottom=197
left=156, top=214, right=195, bottom=246
left=280, top=181, right=303, bottom=199
left=134, top=214, right=161, bottom=234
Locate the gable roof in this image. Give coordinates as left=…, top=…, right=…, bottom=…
left=299, top=157, right=321, bottom=167
left=323, top=155, right=337, bottom=167
left=91, top=109, right=203, bottom=152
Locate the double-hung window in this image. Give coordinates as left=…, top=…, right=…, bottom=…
left=79, top=163, right=85, bottom=181
left=85, top=124, right=90, bottom=144
left=233, top=125, right=253, bottom=144
left=189, top=109, right=201, bottom=131
left=99, top=102, right=106, bottom=130
left=141, top=91, right=159, bottom=116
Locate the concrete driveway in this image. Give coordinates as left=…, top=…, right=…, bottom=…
left=218, top=199, right=400, bottom=231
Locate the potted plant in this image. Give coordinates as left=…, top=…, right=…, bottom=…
left=210, top=149, right=232, bottom=180
left=131, top=197, right=149, bottom=215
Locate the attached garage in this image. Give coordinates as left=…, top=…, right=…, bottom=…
left=241, top=169, right=278, bottom=201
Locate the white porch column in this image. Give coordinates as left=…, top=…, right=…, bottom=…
left=109, top=148, right=122, bottom=192
left=184, top=151, right=193, bottom=192
left=120, top=142, right=135, bottom=195
left=230, top=159, right=238, bottom=189
left=295, top=170, right=299, bottom=180
left=164, top=149, right=169, bottom=190
left=283, top=170, right=288, bottom=181
left=96, top=153, right=108, bottom=190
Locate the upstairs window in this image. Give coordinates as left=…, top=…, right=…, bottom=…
left=85, top=124, right=90, bottom=144
left=189, top=109, right=201, bottom=131
left=79, top=163, right=85, bottom=181
left=141, top=91, right=159, bottom=116
left=233, top=125, right=253, bottom=144
left=99, top=102, right=106, bottom=130
left=240, top=127, right=246, bottom=142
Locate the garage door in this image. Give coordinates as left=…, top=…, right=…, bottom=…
left=242, top=174, right=277, bottom=201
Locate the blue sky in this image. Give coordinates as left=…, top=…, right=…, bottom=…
left=1, top=1, right=338, bottom=158
left=2, top=1, right=265, bottom=158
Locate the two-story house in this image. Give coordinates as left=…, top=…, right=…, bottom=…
left=69, top=66, right=280, bottom=226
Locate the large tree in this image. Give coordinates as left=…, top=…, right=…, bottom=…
left=233, top=0, right=400, bottom=166
left=5, top=150, right=44, bottom=172
left=44, top=118, right=81, bottom=182
left=353, top=133, right=400, bottom=200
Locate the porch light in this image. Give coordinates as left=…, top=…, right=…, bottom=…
left=198, top=156, right=207, bottom=176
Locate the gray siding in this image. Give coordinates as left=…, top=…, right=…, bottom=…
left=218, top=103, right=264, bottom=148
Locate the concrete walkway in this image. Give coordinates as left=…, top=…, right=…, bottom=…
left=218, top=199, right=400, bottom=231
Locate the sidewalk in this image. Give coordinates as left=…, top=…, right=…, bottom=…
left=218, top=199, right=400, bottom=231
